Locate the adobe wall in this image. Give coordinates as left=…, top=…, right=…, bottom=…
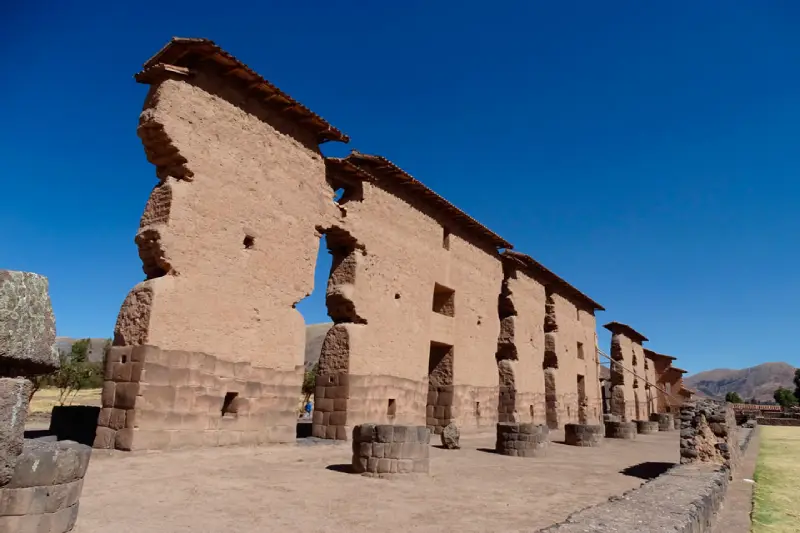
left=551, top=294, right=602, bottom=425
left=608, top=333, right=637, bottom=422
left=109, top=64, right=340, bottom=449
left=643, top=357, right=659, bottom=416
left=313, top=175, right=505, bottom=436
left=630, top=341, right=648, bottom=420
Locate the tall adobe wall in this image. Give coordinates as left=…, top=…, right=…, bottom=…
left=97, top=40, right=345, bottom=450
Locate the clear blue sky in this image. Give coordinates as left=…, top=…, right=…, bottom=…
left=1, top=2, right=798, bottom=374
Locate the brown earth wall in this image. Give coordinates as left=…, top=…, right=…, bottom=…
left=609, top=333, right=637, bottom=422
left=94, top=346, right=298, bottom=451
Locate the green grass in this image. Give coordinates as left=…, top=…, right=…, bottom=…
left=752, top=426, right=800, bottom=532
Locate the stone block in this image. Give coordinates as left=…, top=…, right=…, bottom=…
left=335, top=425, right=348, bottom=441
left=377, top=458, right=392, bottom=474
left=0, top=378, right=32, bottom=485
left=111, top=362, right=132, bottom=382
left=53, top=445, right=80, bottom=484
left=372, top=443, right=386, bottom=458
left=377, top=425, right=394, bottom=443
left=0, top=271, right=58, bottom=374
left=329, top=411, right=347, bottom=426
left=93, top=427, right=116, bottom=449
left=115, top=428, right=134, bottom=451
left=0, top=486, right=34, bottom=515
left=131, top=344, right=157, bottom=363
left=101, top=382, right=116, bottom=408
left=325, top=425, right=337, bottom=439
left=97, top=408, right=112, bottom=428
left=114, top=382, right=139, bottom=410
left=108, top=409, right=127, bottom=431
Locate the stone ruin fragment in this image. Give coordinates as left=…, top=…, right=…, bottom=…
left=0, top=270, right=91, bottom=532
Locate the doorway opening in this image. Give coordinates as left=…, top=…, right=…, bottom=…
left=427, top=342, right=454, bottom=434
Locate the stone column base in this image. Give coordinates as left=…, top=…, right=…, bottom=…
left=650, top=413, right=674, bottom=431
left=564, top=424, right=604, bottom=447
left=605, top=421, right=637, bottom=439
left=495, top=422, right=549, bottom=457
left=636, top=420, right=659, bottom=434
left=351, top=424, right=430, bottom=476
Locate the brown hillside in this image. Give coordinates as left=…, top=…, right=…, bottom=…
left=684, top=362, right=796, bottom=402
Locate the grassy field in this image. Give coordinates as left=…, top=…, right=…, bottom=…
left=752, top=426, right=800, bottom=532
left=28, top=387, right=101, bottom=414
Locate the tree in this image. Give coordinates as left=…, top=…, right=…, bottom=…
left=301, top=362, right=318, bottom=405
left=725, top=392, right=743, bottom=404
left=51, top=339, right=103, bottom=405
left=794, top=368, right=800, bottom=403
left=773, top=387, right=798, bottom=409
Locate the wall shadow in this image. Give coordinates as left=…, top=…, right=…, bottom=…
left=619, top=461, right=675, bottom=480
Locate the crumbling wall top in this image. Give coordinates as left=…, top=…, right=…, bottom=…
left=502, top=250, right=604, bottom=312
left=0, top=270, right=58, bottom=375
left=603, top=321, right=648, bottom=343
left=331, top=152, right=513, bottom=251
left=135, top=37, right=349, bottom=145
left=643, top=348, right=676, bottom=363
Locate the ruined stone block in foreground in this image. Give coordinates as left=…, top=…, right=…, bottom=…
left=351, top=424, right=430, bottom=476
left=564, top=423, right=603, bottom=447
left=495, top=422, right=549, bottom=457
left=0, top=271, right=58, bottom=375
left=0, top=378, right=32, bottom=486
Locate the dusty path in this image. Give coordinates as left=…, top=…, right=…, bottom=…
left=75, top=430, right=678, bottom=533
left=713, top=428, right=760, bottom=533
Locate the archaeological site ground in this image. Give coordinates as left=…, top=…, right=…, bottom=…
left=1, top=37, right=786, bottom=533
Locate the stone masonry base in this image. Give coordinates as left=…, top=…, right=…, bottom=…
left=351, top=424, right=430, bottom=476
left=0, top=439, right=91, bottom=533
left=650, top=412, right=674, bottom=431
left=495, top=423, right=549, bottom=457
left=604, top=421, right=636, bottom=439
left=94, top=345, right=299, bottom=451
left=636, top=420, right=659, bottom=434
left=564, top=424, right=603, bottom=447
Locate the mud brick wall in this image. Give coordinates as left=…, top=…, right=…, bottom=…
left=756, top=417, right=800, bottom=426
left=495, top=422, right=549, bottom=457
left=0, top=439, right=91, bottom=533
left=351, top=424, right=430, bottom=475
left=95, top=345, right=300, bottom=451
left=564, top=423, right=603, bottom=447
left=680, top=399, right=741, bottom=469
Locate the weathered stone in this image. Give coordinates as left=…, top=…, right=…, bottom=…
left=649, top=412, right=674, bottom=431
left=0, top=271, right=58, bottom=375
left=496, top=422, right=549, bottom=457
left=440, top=423, right=460, bottom=449
left=604, top=421, right=637, bottom=439
left=0, top=378, right=31, bottom=486
left=564, top=424, right=603, bottom=447
left=635, top=420, right=659, bottom=435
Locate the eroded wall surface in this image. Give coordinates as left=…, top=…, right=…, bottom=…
left=609, top=333, right=637, bottom=422
left=104, top=65, right=340, bottom=449
left=313, top=177, right=505, bottom=436
left=630, top=341, right=648, bottom=420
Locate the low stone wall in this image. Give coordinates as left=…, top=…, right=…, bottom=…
left=650, top=412, right=673, bottom=431
left=604, top=421, right=636, bottom=439
left=0, top=439, right=91, bottom=532
left=636, top=420, right=659, bottom=434
left=680, top=399, right=740, bottom=468
left=756, top=417, right=800, bottom=426
left=495, top=423, right=549, bottom=457
left=564, top=424, right=603, bottom=447
left=351, top=424, right=430, bottom=475
left=538, top=463, right=727, bottom=532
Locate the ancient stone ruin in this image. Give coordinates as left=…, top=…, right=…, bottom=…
left=0, top=271, right=92, bottom=532
left=92, top=37, right=621, bottom=452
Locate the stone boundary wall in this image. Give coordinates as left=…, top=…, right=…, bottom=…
left=94, top=345, right=300, bottom=451
left=756, top=417, right=800, bottom=426
left=495, top=422, right=549, bottom=457
left=351, top=424, right=430, bottom=475
left=680, top=399, right=740, bottom=468
left=0, top=439, right=91, bottom=533
left=539, top=426, right=756, bottom=532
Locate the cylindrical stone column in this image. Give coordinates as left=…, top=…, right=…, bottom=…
left=604, top=421, right=637, bottom=439
left=564, top=424, right=604, bottom=447
left=351, top=424, right=430, bottom=476
left=495, top=422, right=549, bottom=457
left=636, top=420, right=659, bottom=434
left=673, top=416, right=681, bottom=430
left=649, top=413, right=674, bottom=431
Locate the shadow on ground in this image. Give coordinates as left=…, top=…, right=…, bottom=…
left=326, top=464, right=355, bottom=474
left=476, top=448, right=499, bottom=455
left=619, top=461, right=675, bottom=480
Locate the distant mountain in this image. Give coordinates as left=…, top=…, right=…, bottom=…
left=55, top=337, right=109, bottom=363
left=304, top=323, right=332, bottom=370
left=684, top=362, right=797, bottom=402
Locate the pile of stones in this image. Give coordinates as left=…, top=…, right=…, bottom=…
left=0, top=271, right=92, bottom=532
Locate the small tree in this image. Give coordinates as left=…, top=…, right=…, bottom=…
left=773, top=387, right=798, bottom=409
left=725, top=392, right=743, bottom=404
left=302, top=362, right=318, bottom=405
left=794, top=368, right=800, bottom=403
left=52, top=339, right=102, bottom=405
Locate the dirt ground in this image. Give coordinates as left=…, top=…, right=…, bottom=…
left=74, top=429, right=678, bottom=533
